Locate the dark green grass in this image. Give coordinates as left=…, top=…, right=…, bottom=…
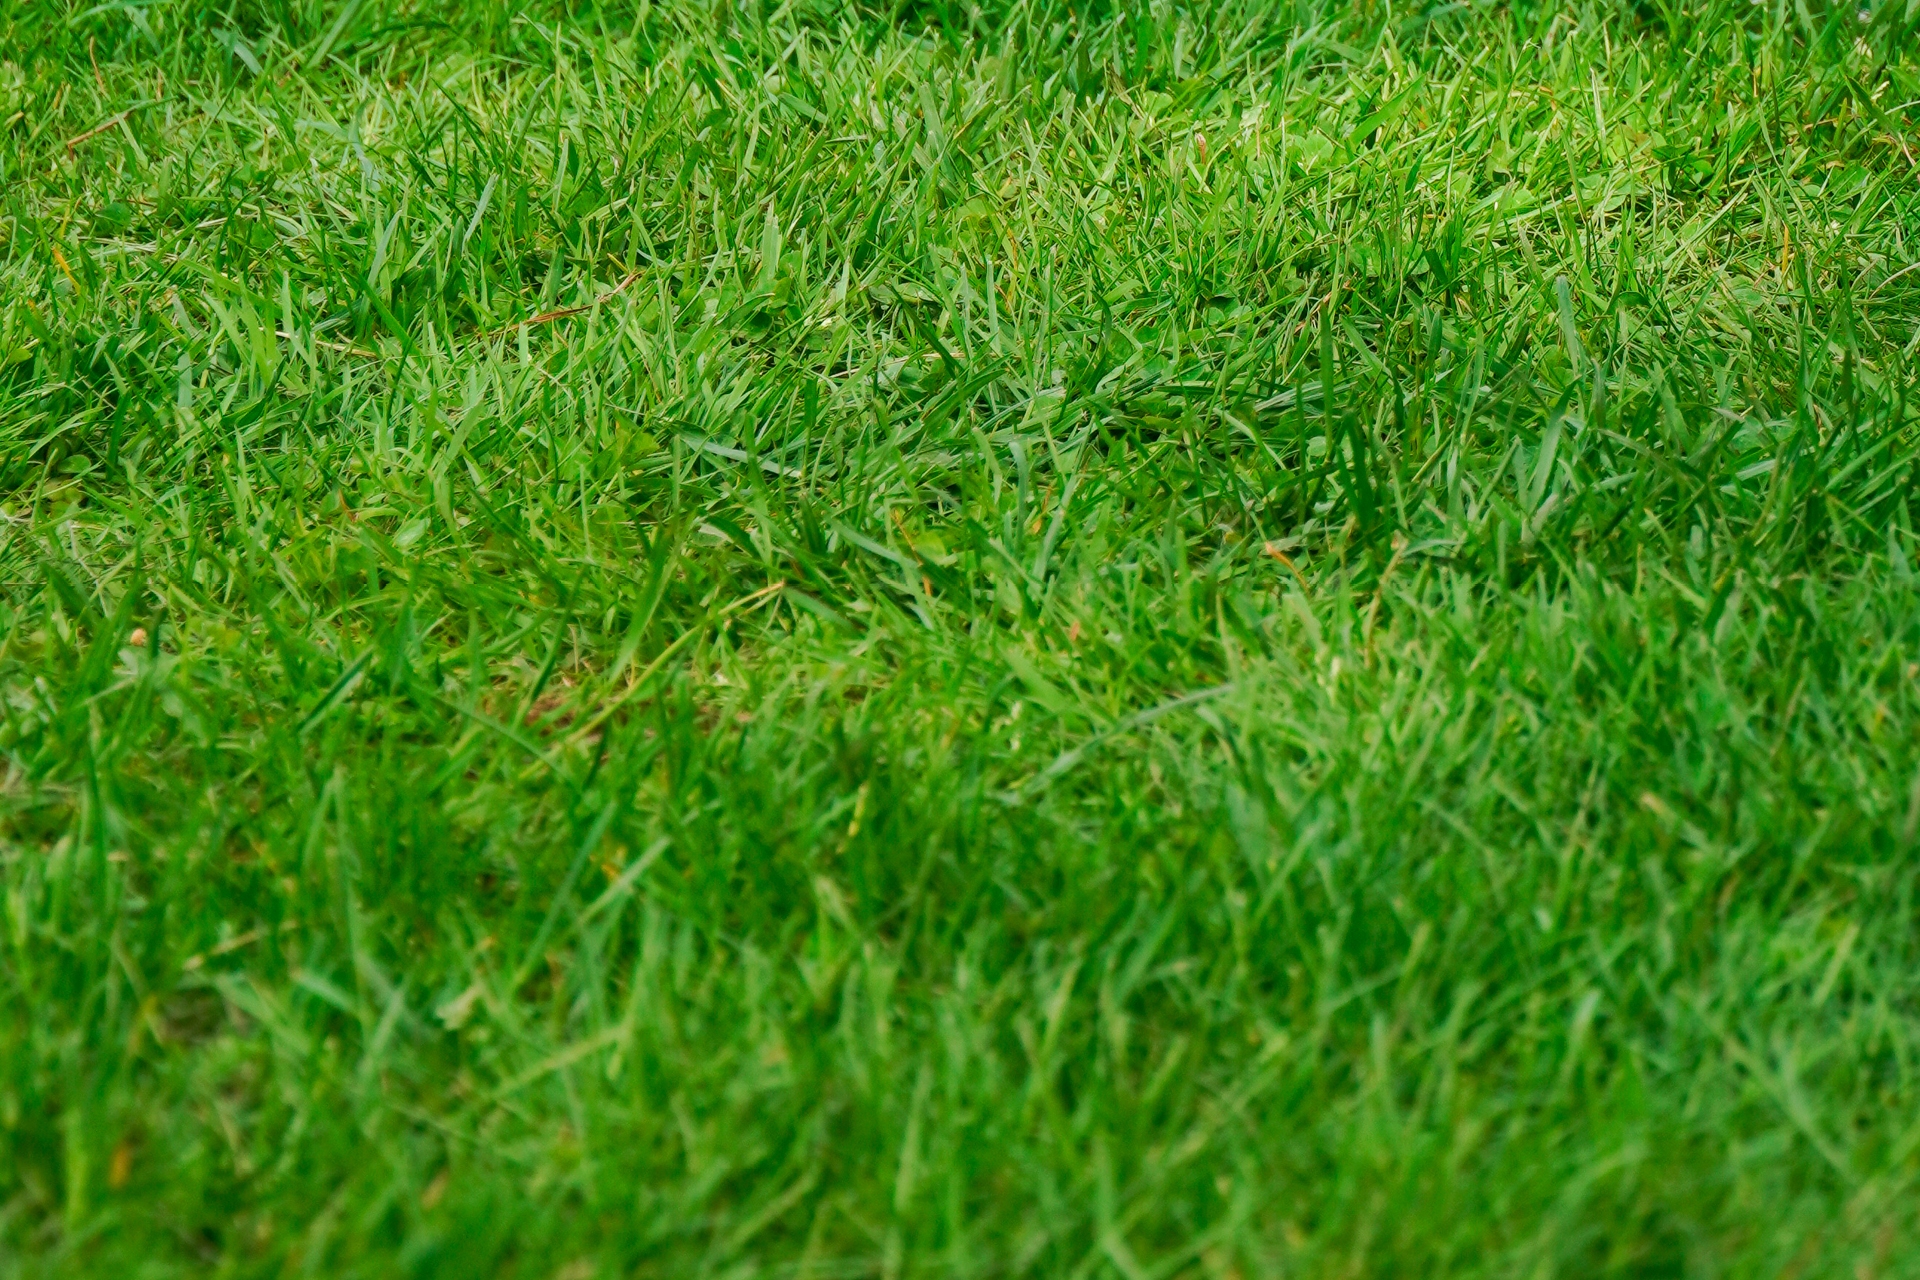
left=5, top=0, right=1920, bottom=1274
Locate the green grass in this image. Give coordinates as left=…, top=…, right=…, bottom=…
left=4, top=0, right=1920, bottom=1273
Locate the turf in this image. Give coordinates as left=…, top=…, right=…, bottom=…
left=4, top=0, right=1920, bottom=1274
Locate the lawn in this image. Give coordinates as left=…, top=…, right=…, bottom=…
left=4, top=0, right=1920, bottom=1274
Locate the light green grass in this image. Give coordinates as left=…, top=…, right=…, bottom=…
left=4, top=0, right=1920, bottom=1274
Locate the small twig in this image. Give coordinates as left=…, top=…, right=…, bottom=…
left=275, top=329, right=382, bottom=358
left=1013, top=682, right=1238, bottom=802
left=565, top=579, right=788, bottom=745
left=48, top=243, right=81, bottom=293
left=63, top=103, right=150, bottom=155
left=482, top=270, right=641, bottom=340
left=181, top=920, right=298, bottom=972
left=1264, top=544, right=1313, bottom=596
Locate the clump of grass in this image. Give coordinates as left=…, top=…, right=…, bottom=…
left=3, top=0, right=1920, bottom=1274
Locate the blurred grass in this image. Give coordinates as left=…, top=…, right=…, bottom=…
left=3, top=0, right=1920, bottom=1274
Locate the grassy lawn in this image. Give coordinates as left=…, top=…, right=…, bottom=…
left=5, top=0, right=1920, bottom=1273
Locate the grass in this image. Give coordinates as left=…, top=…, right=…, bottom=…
left=4, top=0, right=1920, bottom=1273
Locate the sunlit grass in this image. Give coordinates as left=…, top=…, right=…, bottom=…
left=4, top=1, right=1920, bottom=1274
